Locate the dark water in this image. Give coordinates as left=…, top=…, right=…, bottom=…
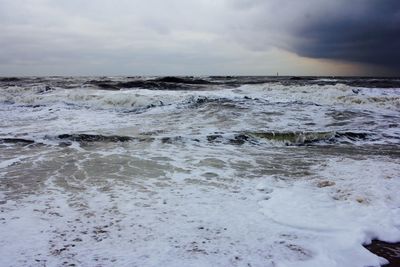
left=1, top=75, right=400, bottom=90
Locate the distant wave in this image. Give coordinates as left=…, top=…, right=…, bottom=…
left=2, top=76, right=400, bottom=90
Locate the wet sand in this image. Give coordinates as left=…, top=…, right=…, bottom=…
left=365, top=241, right=400, bottom=266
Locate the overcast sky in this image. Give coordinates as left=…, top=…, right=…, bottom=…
left=0, top=0, right=399, bottom=76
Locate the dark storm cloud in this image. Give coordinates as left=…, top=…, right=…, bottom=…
left=289, top=0, right=400, bottom=69
left=227, top=0, right=400, bottom=72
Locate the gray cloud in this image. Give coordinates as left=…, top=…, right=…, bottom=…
left=0, top=0, right=398, bottom=75
left=230, top=0, right=400, bottom=70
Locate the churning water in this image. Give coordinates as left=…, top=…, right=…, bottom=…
left=1, top=76, right=399, bottom=266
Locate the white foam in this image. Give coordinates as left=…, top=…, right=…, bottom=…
left=258, top=158, right=400, bottom=267
left=253, top=83, right=400, bottom=111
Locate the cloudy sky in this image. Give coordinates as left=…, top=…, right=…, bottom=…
left=0, top=0, right=399, bottom=76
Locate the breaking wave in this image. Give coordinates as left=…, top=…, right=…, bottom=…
left=1, top=82, right=399, bottom=112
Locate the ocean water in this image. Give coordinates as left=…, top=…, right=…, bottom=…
left=0, top=76, right=399, bottom=267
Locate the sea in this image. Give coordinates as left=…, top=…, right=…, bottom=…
left=0, top=76, right=399, bottom=267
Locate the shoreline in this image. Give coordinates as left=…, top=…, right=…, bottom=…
left=365, top=241, right=400, bottom=266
